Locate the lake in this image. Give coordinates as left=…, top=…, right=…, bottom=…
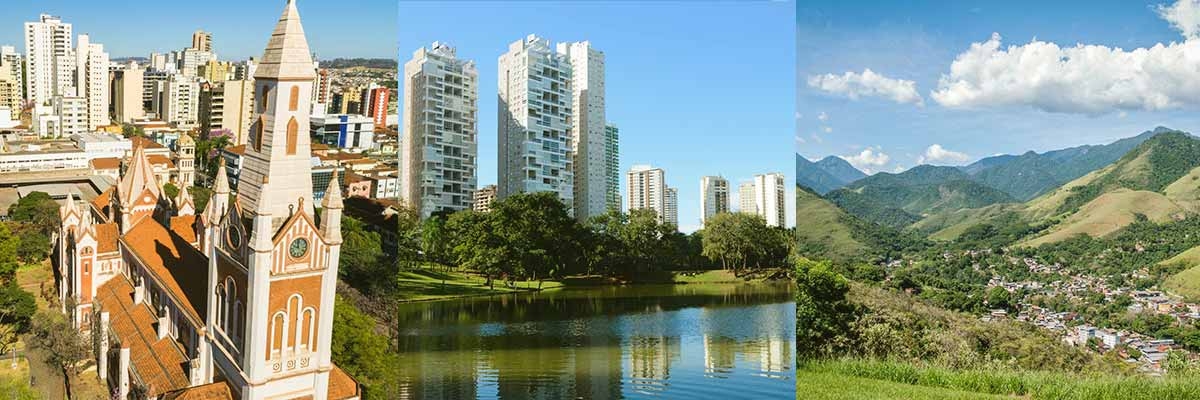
left=386, top=283, right=795, bottom=399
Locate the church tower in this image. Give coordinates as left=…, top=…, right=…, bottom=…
left=204, top=2, right=346, bottom=398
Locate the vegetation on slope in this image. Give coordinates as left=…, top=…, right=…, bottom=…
left=826, top=165, right=1018, bottom=228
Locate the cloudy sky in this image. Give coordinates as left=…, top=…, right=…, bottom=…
left=798, top=0, right=1200, bottom=174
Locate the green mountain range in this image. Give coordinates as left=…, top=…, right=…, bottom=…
left=797, top=126, right=1200, bottom=298
left=824, top=165, right=1016, bottom=228
left=795, top=155, right=866, bottom=194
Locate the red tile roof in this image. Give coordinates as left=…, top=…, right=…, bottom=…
left=95, top=222, right=119, bottom=254
left=148, top=154, right=176, bottom=169
left=122, top=220, right=208, bottom=326
left=95, top=278, right=191, bottom=397
left=329, top=365, right=361, bottom=400
left=161, top=382, right=232, bottom=400
left=170, top=216, right=198, bottom=244
left=130, top=136, right=166, bottom=149
left=91, top=157, right=121, bottom=170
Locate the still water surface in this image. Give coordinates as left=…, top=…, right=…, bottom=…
left=390, top=283, right=795, bottom=399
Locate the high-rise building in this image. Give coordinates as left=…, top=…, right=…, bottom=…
left=361, top=83, right=389, bottom=127
left=498, top=35, right=574, bottom=207
left=199, top=79, right=254, bottom=143
left=178, top=48, right=214, bottom=77
left=700, top=176, right=730, bottom=225
left=738, top=181, right=756, bottom=214
left=754, top=172, right=785, bottom=227
left=557, top=41, right=607, bottom=221
left=154, top=74, right=199, bottom=127
left=0, top=46, right=25, bottom=102
left=25, top=14, right=74, bottom=106
left=191, top=29, right=212, bottom=52
left=604, top=123, right=620, bottom=213
left=473, top=184, right=497, bottom=213
left=626, top=165, right=668, bottom=223
left=199, top=59, right=230, bottom=82
left=665, top=187, right=678, bottom=227
left=0, top=65, right=20, bottom=114
left=74, top=34, right=110, bottom=129
left=110, top=61, right=144, bottom=123
left=402, top=42, right=478, bottom=218
left=52, top=95, right=86, bottom=137
left=311, top=114, right=375, bottom=150
left=313, top=67, right=331, bottom=106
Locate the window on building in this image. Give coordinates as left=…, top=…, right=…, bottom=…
left=289, top=86, right=300, bottom=111
left=287, top=117, right=298, bottom=155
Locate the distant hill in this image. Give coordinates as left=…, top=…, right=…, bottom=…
left=817, top=156, right=867, bottom=184
left=962, top=128, right=1161, bottom=200
left=319, top=58, right=397, bottom=69
left=1020, top=130, right=1200, bottom=245
left=796, top=155, right=865, bottom=194
left=825, top=165, right=1016, bottom=227
left=795, top=185, right=870, bottom=261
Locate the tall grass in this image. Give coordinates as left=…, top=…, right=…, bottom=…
left=802, top=359, right=1200, bottom=400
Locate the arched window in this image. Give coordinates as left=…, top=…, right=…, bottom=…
left=259, top=85, right=270, bottom=112
left=224, top=277, right=236, bottom=331
left=299, top=307, right=315, bottom=352
left=270, top=311, right=286, bottom=358
left=286, top=117, right=298, bottom=155
left=287, top=294, right=302, bottom=352
left=288, top=86, right=300, bottom=111
left=214, top=285, right=225, bottom=330
left=253, top=117, right=265, bottom=152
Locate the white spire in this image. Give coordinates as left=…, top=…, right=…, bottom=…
left=322, top=166, right=343, bottom=210
left=254, top=0, right=315, bottom=81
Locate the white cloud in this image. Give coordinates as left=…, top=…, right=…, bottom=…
left=808, top=68, right=924, bottom=105
left=795, top=112, right=803, bottom=120
left=810, top=133, right=824, bottom=144
left=795, top=135, right=806, bottom=145
left=841, top=147, right=891, bottom=174
left=822, top=126, right=833, bottom=133
left=817, top=111, right=829, bottom=121
left=1157, top=0, right=1200, bottom=39
left=916, top=144, right=970, bottom=165
left=931, top=30, right=1200, bottom=114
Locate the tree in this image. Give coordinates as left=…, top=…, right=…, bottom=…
left=419, top=214, right=451, bottom=266
left=0, top=284, right=35, bottom=332
left=702, top=212, right=787, bottom=274
left=340, top=216, right=386, bottom=291
left=189, top=186, right=213, bottom=212
left=445, top=211, right=510, bottom=289
left=8, top=192, right=59, bottom=235
left=26, top=310, right=89, bottom=400
left=0, top=224, right=20, bottom=282
left=162, top=183, right=180, bottom=200
left=16, top=231, right=50, bottom=264
left=794, top=257, right=859, bottom=359
left=331, top=297, right=395, bottom=398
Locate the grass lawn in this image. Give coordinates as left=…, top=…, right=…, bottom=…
left=392, top=268, right=777, bottom=302
left=393, top=269, right=566, bottom=302
left=798, top=370, right=1016, bottom=400
left=803, top=359, right=1200, bottom=400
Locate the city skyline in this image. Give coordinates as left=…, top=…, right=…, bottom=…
left=0, top=0, right=394, bottom=61
left=399, top=1, right=796, bottom=232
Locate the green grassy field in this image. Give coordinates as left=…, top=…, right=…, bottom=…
left=393, top=269, right=566, bottom=302
left=1162, top=249, right=1200, bottom=302
left=798, top=370, right=1015, bottom=399
left=1024, top=189, right=1185, bottom=246
left=393, top=268, right=768, bottom=302
left=801, top=359, right=1200, bottom=400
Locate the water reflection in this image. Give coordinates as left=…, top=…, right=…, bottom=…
left=385, top=283, right=795, bottom=399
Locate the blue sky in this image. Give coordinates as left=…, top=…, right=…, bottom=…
left=400, top=1, right=797, bottom=232
left=798, top=0, right=1200, bottom=174
left=0, top=0, right=394, bottom=60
